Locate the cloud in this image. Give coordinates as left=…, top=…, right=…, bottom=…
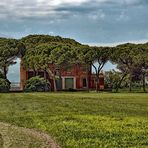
left=2, top=0, right=148, bottom=81
left=88, top=39, right=148, bottom=47
left=37, top=0, right=89, bottom=6
left=1, top=0, right=148, bottom=43
left=0, top=0, right=90, bottom=20
left=116, top=11, right=130, bottom=21
left=0, top=0, right=147, bottom=21
left=0, top=33, right=10, bottom=38
left=88, top=10, right=105, bottom=20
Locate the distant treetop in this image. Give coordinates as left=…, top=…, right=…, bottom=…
left=20, top=34, right=81, bottom=49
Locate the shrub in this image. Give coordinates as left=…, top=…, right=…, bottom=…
left=0, top=78, right=10, bottom=92
left=0, top=71, right=4, bottom=79
left=25, top=76, right=50, bottom=92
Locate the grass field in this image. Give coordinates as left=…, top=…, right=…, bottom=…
left=0, top=92, right=148, bottom=147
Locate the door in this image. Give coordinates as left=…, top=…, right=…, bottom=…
left=56, top=79, right=62, bottom=90
left=65, top=78, right=74, bottom=89
left=82, top=78, right=87, bottom=88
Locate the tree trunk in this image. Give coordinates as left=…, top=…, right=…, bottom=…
left=86, top=77, right=89, bottom=92
left=129, top=75, right=132, bottom=92
left=96, top=71, right=101, bottom=93
left=86, top=66, right=90, bottom=92
left=142, top=72, right=146, bottom=93
left=3, top=66, right=7, bottom=79
left=53, top=77, right=57, bottom=92
left=115, top=74, right=127, bottom=93
left=46, top=68, right=57, bottom=92
left=44, top=70, right=46, bottom=79
left=59, top=70, right=62, bottom=91
left=116, top=86, right=119, bottom=93
left=33, top=70, right=36, bottom=76
left=96, top=76, right=99, bottom=93
left=36, top=71, right=38, bottom=76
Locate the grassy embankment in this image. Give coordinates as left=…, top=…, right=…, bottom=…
left=0, top=92, right=148, bottom=147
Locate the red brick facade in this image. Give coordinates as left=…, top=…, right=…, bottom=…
left=20, top=62, right=104, bottom=91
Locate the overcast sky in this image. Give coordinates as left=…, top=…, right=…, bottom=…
left=1, top=0, right=148, bottom=44
left=1, top=0, right=148, bottom=82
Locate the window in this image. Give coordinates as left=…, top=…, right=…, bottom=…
left=82, top=78, right=87, bottom=87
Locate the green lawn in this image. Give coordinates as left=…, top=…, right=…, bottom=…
left=0, top=92, right=148, bottom=148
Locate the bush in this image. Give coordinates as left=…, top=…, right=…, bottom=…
left=25, top=76, right=50, bottom=92
left=0, top=72, right=4, bottom=79
left=0, top=78, right=10, bottom=92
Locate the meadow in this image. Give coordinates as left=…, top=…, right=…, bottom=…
left=0, top=92, right=148, bottom=147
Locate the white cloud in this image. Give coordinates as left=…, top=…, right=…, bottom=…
left=116, top=11, right=130, bottom=21
left=0, top=0, right=142, bottom=20
left=123, top=0, right=140, bottom=5
left=0, top=0, right=89, bottom=20
left=88, top=10, right=105, bottom=20
left=87, top=39, right=148, bottom=47
left=37, top=0, right=88, bottom=6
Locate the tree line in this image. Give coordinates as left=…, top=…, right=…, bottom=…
left=0, top=35, right=148, bottom=92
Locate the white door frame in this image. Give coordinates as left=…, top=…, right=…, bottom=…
left=62, top=76, right=76, bottom=89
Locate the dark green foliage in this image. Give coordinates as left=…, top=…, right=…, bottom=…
left=50, top=44, right=75, bottom=65
left=89, top=46, right=111, bottom=92
left=25, top=76, right=50, bottom=92
left=0, top=71, right=4, bottom=79
left=20, top=34, right=81, bottom=49
left=23, top=43, right=79, bottom=91
left=0, top=35, right=148, bottom=93
left=105, top=71, right=121, bottom=89
left=0, top=38, right=18, bottom=79
left=111, top=43, right=148, bottom=92
left=104, top=70, right=129, bottom=92
left=0, top=78, right=10, bottom=92
left=17, top=42, right=26, bottom=58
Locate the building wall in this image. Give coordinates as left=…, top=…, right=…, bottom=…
left=20, top=63, right=104, bottom=90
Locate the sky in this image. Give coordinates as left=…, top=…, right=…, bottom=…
left=0, top=0, right=148, bottom=82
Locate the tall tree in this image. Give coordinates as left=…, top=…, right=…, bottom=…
left=105, top=70, right=127, bottom=92
left=75, top=45, right=93, bottom=91
left=89, top=46, right=110, bottom=92
left=0, top=38, right=18, bottom=79
left=111, top=43, right=138, bottom=92
left=134, top=44, right=148, bottom=92
left=114, top=65, right=128, bottom=92
left=23, top=44, right=58, bottom=91
left=50, top=43, right=78, bottom=90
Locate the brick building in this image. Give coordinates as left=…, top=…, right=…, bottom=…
left=20, top=62, right=104, bottom=91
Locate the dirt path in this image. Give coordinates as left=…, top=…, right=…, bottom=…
left=0, top=122, right=60, bottom=148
